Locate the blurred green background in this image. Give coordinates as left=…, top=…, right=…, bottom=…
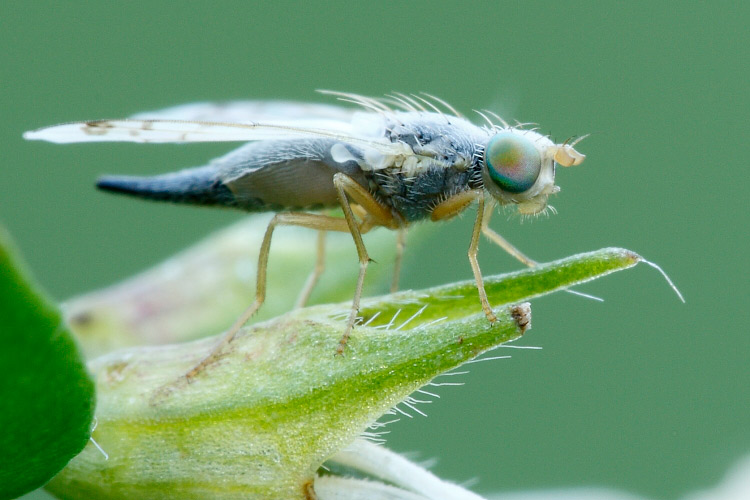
left=2, top=2, right=747, bottom=499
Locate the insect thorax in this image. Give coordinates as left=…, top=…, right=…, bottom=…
left=368, top=115, right=485, bottom=222
left=364, top=161, right=483, bottom=223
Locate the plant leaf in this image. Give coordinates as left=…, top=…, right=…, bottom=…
left=357, top=246, right=642, bottom=326
left=46, top=247, right=640, bottom=500
left=0, top=226, right=95, bottom=500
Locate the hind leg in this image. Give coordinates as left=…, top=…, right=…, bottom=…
left=183, top=213, right=354, bottom=381
left=181, top=172, right=398, bottom=382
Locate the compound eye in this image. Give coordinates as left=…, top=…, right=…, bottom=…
left=484, top=132, right=541, bottom=193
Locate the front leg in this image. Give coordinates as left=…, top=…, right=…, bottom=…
left=480, top=200, right=538, bottom=267
left=431, top=190, right=496, bottom=323
left=480, top=200, right=603, bottom=302
left=467, top=195, right=497, bottom=323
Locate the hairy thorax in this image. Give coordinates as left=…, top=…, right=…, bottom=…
left=365, top=114, right=485, bottom=222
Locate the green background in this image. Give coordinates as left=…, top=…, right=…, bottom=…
left=2, top=2, right=747, bottom=498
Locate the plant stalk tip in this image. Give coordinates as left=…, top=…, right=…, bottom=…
left=510, top=302, right=531, bottom=333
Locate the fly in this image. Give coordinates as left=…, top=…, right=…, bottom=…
left=24, top=91, right=586, bottom=376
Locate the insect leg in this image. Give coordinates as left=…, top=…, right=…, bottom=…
left=332, top=173, right=398, bottom=354
left=481, top=226, right=539, bottom=266
left=295, top=230, right=327, bottom=309
left=185, top=212, right=352, bottom=381
left=480, top=202, right=539, bottom=267
left=468, top=195, right=498, bottom=323
left=481, top=203, right=604, bottom=302
left=391, top=228, right=407, bottom=293
left=430, top=190, right=496, bottom=320
left=430, top=189, right=482, bottom=222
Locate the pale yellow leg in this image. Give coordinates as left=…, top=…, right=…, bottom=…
left=481, top=201, right=602, bottom=302
left=480, top=202, right=538, bottom=267
left=430, top=189, right=496, bottom=323
left=481, top=226, right=539, bottom=266
left=186, top=172, right=397, bottom=378
left=185, top=212, right=356, bottom=380
left=430, top=189, right=481, bottom=222
left=334, top=174, right=400, bottom=230
left=295, top=230, right=326, bottom=309
left=332, top=173, right=399, bottom=353
left=391, top=228, right=407, bottom=293
left=467, top=195, right=497, bottom=323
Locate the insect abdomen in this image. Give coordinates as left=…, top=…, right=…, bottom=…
left=96, top=166, right=238, bottom=208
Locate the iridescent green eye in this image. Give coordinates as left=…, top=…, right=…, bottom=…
left=484, top=132, right=541, bottom=193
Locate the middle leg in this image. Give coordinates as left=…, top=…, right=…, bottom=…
left=391, top=228, right=407, bottom=293
left=332, top=173, right=399, bottom=353
left=295, top=230, right=327, bottom=309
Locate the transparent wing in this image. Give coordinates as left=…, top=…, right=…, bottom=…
left=23, top=118, right=405, bottom=156
left=131, top=100, right=358, bottom=123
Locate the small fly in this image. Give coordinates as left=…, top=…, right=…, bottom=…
left=25, top=91, right=586, bottom=375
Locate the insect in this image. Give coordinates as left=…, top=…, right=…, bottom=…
left=25, top=91, right=585, bottom=375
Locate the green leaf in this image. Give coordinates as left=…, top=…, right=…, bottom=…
left=46, top=247, right=640, bottom=500
left=357, top=246, right=643, bottom=326
left=0, top=227, right=95, bottom=499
